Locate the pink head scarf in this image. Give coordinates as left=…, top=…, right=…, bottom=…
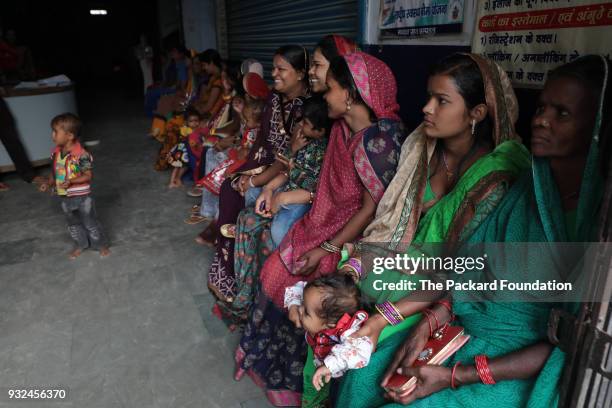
left=343, top=52, right=400, bottom=121
left=332, top=35, right=358, bottom=57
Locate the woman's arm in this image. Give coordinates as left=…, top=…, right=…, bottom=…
left=197, top=86, right=222, bottom=115
left=328, top=190, right=377, bottom=248
left=385, top=341, right=554, bottom=405
left=276, top=189, right=311, bottom=206
left=295, top=190, right=377, bottom=276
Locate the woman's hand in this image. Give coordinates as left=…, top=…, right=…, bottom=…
left=295, top=247, right=328, bottom=276
left=350, top=313, right=387, bottom=352
left=236, top=175, right=251, bottom=195
left=312, top=365, right=332, bottom=391
left=255, top=188, right=274, bottom=217
left=384, top=365, right=452, bottom=405
left=288, top=305, right=301, bottom=328
left=232, top=96, right=244, bottom=114
left=270, top=192, right=286, bottom=215
left=380, top=320, right=430, bottom=389
left=290, top=124, right=309, bottom=154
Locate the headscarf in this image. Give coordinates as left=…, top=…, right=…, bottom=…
left=275, top=52, right=404, bottom=277
left=332, top=35, right=358, bottom=57
left=362, top=53, right=521, bottom=248
left=344, top=52, right=400, bottom=121
left=243, top=72, right=270, bottom=100
left=240, top=58, right=264, bottom=78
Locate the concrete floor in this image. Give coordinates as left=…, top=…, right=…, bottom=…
left=0, top=90, right=272, bottom=407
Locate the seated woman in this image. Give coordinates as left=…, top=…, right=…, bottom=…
left=221, top=94, right=332, bottom=327
left=150, top=49, right=224, bottom=166
left=206, top=45, right=309, bottom=309
left=234, top=51, right=405, bottom=407
left=333, top=53, right=531, bottom=407
left=144, top=46, right=189, bottom=118
left=352, top=55, right=610, bottom=407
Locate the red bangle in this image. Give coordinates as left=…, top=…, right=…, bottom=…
left=451, top=362, right=461, bottom=390
left=475, top=355, right=496, bottom=384
left=422, top=309, right=434, bottom=337
left=428, top=308, right=440, bottom=330
left=435, top=299, right=454, bottom=321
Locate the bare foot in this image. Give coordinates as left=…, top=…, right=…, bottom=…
left=168, top=182, right=177, bottom=189
left=99, top=247, right=111, bottom=257
left=69, top=248, right=82, bottom=259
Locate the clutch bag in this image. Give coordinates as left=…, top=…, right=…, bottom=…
left=384, top=325, right=470, bottom=393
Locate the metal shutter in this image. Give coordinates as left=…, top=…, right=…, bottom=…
left=225, top=0, right=358, bottom=77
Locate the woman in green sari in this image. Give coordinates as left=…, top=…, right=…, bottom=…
left=377, top=55, right=611, bottom=407
left=329, top=53, right=531, bottom=407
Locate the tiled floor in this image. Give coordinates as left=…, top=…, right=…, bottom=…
left=0, top=89, right=272, bottom=407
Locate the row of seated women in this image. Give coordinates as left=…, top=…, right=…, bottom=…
left=152, top=35, right=610, bottom=407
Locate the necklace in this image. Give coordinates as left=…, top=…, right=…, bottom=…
left=441, top=149, right=454, bottom=181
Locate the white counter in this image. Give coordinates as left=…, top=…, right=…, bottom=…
left=0, top=85, right=77, bottom=172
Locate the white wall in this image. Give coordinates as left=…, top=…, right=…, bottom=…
left=181, top=0, right=217, bottom=53
left=362, top=0, right=478, bottom=46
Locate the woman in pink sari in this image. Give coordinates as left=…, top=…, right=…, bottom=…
left=234, top=51, right=406, bottom=406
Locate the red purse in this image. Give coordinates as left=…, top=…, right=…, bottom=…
left=384, top=325, right=470, bottom=394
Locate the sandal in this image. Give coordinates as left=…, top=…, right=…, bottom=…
left=0, top=182, right=9, bottom=192
left=184, top=214, right=209, bottom=225
left=220, top=224, right=236, bottom=239
left=190, top=204, right=201, bottom=214
left=187, top=187, right=203, bottom=197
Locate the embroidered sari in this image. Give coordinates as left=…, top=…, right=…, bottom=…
left=235, top=52, right=405, bottom=407
left=335, top=54, right=531, bottom=408
left=208, top=92, right=306, bottom=312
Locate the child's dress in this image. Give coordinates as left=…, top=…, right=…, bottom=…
left=284, top=281, right=373, bottom=378
left=198, top=125, right=259, bottom=195
left=167, top=125, right=193, bottom=168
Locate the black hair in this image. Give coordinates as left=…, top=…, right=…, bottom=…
left=198, top=48, right=222, bottom=69
left=302, top=95, right=332, bottom=133
left=305, top=274, right=361, bottom=324
left=51, top=112, right=82, bottom=138
left=274, top=44, right=309, bottom=86
left=223, top=59, right=244, bottom=96
left=184, top=108, right=201, bottom=121
left=429, top=53, right=493, bottom=147
left=548, top=55, right=612, bottom=176
left=172, top=45, right=189, bottom=57
left=328, top=56, right=377, bottom=122
left=315, top=35, right=343, bottom=63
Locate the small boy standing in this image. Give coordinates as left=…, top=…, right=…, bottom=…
left=40, top=113, right=110, bottom=259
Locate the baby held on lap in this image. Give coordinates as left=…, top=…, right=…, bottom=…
left=285, top=274, right=373, bottom=391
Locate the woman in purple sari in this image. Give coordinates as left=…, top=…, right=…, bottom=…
left=207, top=45, right=309, bottom=318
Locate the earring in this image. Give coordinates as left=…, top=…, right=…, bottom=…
left=471, top=119, right=476, bottom=136
left=346, top=99, right=352, bottom=112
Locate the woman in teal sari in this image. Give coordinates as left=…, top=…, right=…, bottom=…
left=377, top=55, right=611, bottom=407
left=331, top=53, right=531, bottom=407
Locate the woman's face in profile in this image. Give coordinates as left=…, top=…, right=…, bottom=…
left=309, top=48, right=330, bottom=94
left=323, top=72, right=349, bottom=120
left=422, top=74, right=472, bottom=140
left=531, top=76, right=596, bottom=158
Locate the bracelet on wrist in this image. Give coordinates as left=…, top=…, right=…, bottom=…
left=248, top=175, right=256, bottom=188
left=375, top=301, right=404, bottom=326
left=320, top=240, right=341, bottom=254
left=475, top=355, right=496, bottom=384
left=451, top=362, right=462, bottom=390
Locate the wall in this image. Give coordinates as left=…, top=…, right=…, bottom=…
left=181, top=0, right=217, bottom=53
left=360, top=0, right=538, bottom=140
